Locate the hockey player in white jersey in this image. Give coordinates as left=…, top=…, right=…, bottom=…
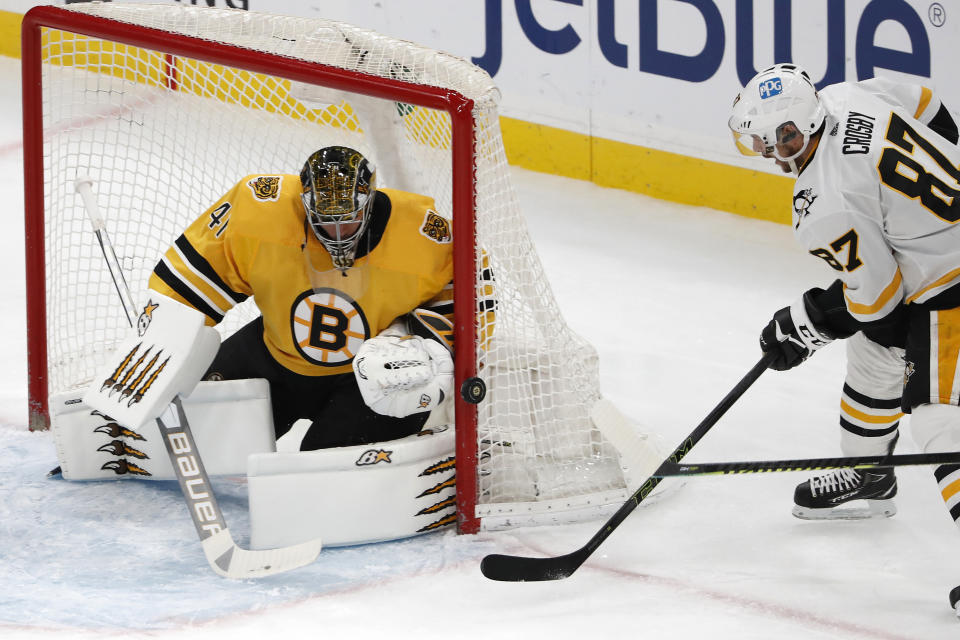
left=730, top=64, right=960, bottom=612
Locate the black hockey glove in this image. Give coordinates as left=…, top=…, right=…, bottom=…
left=759, top=290, right=836, bottom=371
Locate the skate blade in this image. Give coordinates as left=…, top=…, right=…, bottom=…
left=792, top=499, right=897, bottom=521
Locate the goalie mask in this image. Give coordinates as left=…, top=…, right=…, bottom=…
left=728, top=63, right=825, bottom=174
left=301, top=146, right=377, bottom=270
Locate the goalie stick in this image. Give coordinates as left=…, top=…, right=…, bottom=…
left=76, top=177, right=322, bottom=578
left=480, top=353, right=773, bottom=582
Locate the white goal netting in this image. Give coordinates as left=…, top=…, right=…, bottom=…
left=25, top=3, right=636, bottom=530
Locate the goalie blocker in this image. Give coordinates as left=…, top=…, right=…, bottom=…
left=83, top=292, right=220, bottom=430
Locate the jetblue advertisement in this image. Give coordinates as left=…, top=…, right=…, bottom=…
left=5, top=0, right=958, bottom=173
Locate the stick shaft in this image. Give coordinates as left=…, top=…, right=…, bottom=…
left=660, top=451, right=960, bottom=476
left=75, top=178, right=137, bottom=326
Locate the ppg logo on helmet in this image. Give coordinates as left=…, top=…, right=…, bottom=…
left=759, top=78, right=783, bottom=99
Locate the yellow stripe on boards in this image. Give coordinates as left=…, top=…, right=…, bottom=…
left=500, top=116, right=795, bottom=225
left=0, top=11, right=20, bottom=59
left=500, top=117, right=593, bottom=181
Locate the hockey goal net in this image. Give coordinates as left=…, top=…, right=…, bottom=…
left=22, top=3, right=643, bottom=533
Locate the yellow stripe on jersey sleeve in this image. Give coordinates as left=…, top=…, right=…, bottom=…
left=420, top=250, right=497, bottom=350
left=161, top=246, right=236, bottom=315
left=147, top=273, right=221, bottom=326
left=477, top=251, right=496, bottom=349
left=148, top=181, right=257, bottom=324
left=906, top=267, right=960, bottom=304
left=844, top=269, right=902, bottom=317
left=423, top=282, right=454, bottom=316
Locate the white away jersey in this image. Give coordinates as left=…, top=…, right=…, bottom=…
left=793, top=78, right=960, bottom=323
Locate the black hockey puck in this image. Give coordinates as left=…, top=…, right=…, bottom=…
left=460, top=377, right=486, bottom=404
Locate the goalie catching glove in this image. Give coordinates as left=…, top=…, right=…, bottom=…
left=760, top=289, right=836, bottom=371
left=352, top=330, right=453, bottom=419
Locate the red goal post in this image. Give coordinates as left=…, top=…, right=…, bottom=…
left=22, top=3, right=639, bottom=534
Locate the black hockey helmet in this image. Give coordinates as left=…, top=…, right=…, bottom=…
left=300, top=146, right=377, bottom=270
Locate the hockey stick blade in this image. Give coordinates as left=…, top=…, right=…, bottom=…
left=202, top=528, right=322, bottom=579
left=480, top=354, right=772, bottom=582
left=481, top=547, right=590, bottom=582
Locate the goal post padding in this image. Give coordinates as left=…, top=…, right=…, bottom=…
left=22, top=3, right=637, bottom=533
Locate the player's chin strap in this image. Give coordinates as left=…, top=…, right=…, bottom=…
left=76, top=176, right=322, bottom=578
left=778, top=128, right=822, bottom=175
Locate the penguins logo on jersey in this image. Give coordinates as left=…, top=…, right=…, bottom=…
left=420, top=210, right=452, bottom=244
left=247, top=176, right=282, bottom=201
left=793, top=188, right=818, bottom=228
left=290, top=288, right=370, bottom=366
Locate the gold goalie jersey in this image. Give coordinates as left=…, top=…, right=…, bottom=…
left=793, top=77, right=960, bottom=323
left=148, top=175, right=457, bottom=377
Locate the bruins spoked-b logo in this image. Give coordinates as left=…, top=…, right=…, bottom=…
left=247, top=176, right=282, bottom=201
left=290, top=288, right=370, bottom=366
left=420, top=210, right=451, bottom=244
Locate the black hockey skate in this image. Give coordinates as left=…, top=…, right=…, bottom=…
left=792, top=467, right=897, bottom=520
left=950, top=585, right=960, bottom=617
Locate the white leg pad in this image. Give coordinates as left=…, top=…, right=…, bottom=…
left=52, top=379, right=276, bottom=480
left=247, top=425, right=455, bottom=549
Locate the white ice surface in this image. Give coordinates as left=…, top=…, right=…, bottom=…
left=1, top=55, right=958, bottom=639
